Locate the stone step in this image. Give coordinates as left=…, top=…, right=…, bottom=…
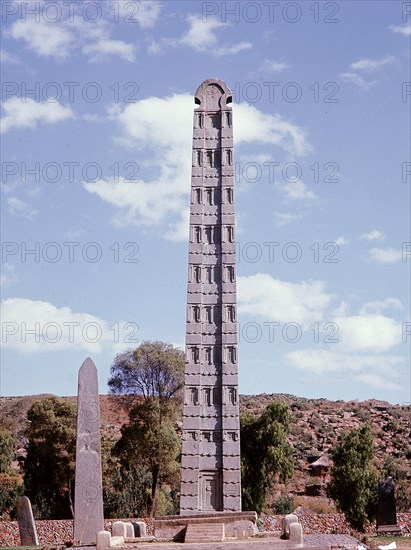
left=184, top=522, right=225, bottom=543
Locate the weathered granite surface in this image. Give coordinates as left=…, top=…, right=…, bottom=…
left=73, top=357, right=104, bottom=545
left=180, top=78, right=241, bottom=514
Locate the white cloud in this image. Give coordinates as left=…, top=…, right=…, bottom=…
left=335, top=236, right=350, bottom=245
left=340, top=72, right=377, bottom=90
left=274, top=212, right=302, bottom=226
left=83, top=38, right=136, bottom=62
left=389, top=24, right=411, bottom=36
left=350, top=54, right=397, bottom=72
left=355, top=373, right=401, bottom=391
left=1, top=97, right=73, bottom=133
left=359, top=298, right=403, bottom=315
left=7, top=19, right=74, bottom=60
left=283, top=179, right=317, bottom=201
left=84, top=94, right=311, bottom=237
left=0, top=264, right=17, bottom=287
left=7, top=197, right=38, bottom=220
left=259, top=59, right=291, bottom=73
left=359, top=229, right=385, bottom=241
left=6, top=13, right=137, bottom=63
left=368, top=247, right=403, bottom=264
left=132, top=0, right=162, bottom=28
left=0, top=49, right=21, bottom=64
left=341, top=55, right=398, bottom=90
left=237, top=274, right=332, bottom=325
left=179, top=15, right=252, bottom=56
left=235, top=102, right=311, bottom=156
left=334, top=314, right=402, bottom=352
left=0, top=298, right=112, bottom=354
left=287, top=348, right=403, bottom=390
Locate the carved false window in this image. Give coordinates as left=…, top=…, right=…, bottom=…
left=188, top=431, right=198, bottom=440
left=205, top=347, right=212, bottom=364
left=227, top=346, right=236, bottom=364
left=227, top=387, right=237, bottom=405
left=226, top=431, right=238, bottom=441
left=191, top=346, right=200, bottom=363
left=193, top=225, right=202, bottom=243
left=226, top=225, right=234, bottom=243
left=213, top=431, right=222, bottom=442
left=226, top=265, right=235, bottom=282
left=206, top=188, right=214, bottom=205
left=225, top=111, right=232, bottom=127
left=197, top=113, right=204, bottom=129
left=204, top=305, right=213, bottom=324
left=226, top=149, right=233, bottom=165
left=226, top=188, right=233, bottom=204
left=213, top=387, right=222, bottom=405
left=205, top=226, right=213, bottom=244
left=208, top=113, right=221, bottom=129
left=191, top=265, right=201, bottom=283
left=202, top=431, right=212, bottom=442
left=187, top=387, right=199, bottom=405
left=226, top=305, right=236, bottom=322
left=203, top=388, right=212, bottom=406
left=205, top=150, right=213, bottom=167
left=192, top=305, right=201, bottom=323
left=192, top=187, right=202, bottom=205
left=204, top=265, right=213, bottom=283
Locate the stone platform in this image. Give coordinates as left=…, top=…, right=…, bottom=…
left=154, top=512, right=257, bottom=542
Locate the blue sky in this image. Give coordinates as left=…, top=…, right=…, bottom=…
left=1, top=0, right=410, bottom=403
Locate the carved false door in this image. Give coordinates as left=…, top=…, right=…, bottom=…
left=200, top=472, right=222, bottom=511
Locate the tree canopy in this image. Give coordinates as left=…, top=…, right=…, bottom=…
left=240, top=401, right=294, bottom=513
left=108, top=340, right=185, bottom=403
left=327, top=424, right=378, bottom=531
left=23, top=396, right=77, bottom=519
left=108, top=341, right=185, bottom=516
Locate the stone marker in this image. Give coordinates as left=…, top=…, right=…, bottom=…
left=97, top=530, right=111, bottom=550
left=132, top=521, right=147, bottom=537
left=112, top=521, right=127, bottom=538
left=73, top=357, right=104, bottom=545
left=125, top=522, right=134, bottom=538
left=289, top=522, right=303, bottom=547
left=17, top=496, right=39, bottom=546
left=377, top=476, right=401, bottom=534
left=180, top=78, right=241, bottom=514
left=282, top=513, right=299, bottom=539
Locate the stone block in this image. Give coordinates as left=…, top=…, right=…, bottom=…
left=282, top=514, right=299, bottom=539
left=112, top=521, right=127, bottom=538
left=125, top=522, right=134, bottom=538
left=289, top=522, right=303, bottom=546
left=17, top=496, right=39, bottom=546
left=132, top=521, right=147, bottom=537
left=97, top=530, right=111, bottom=550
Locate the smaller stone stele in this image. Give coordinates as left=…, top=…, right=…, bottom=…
left=281, top=513, right=299, bottom=539
left=289, top=522, right=303, bottom=547
left=17, top=496, right=39, bottom=546
left=377, top=476, right=401, bottom=535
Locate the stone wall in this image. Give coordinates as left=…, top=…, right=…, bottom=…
left=1, top=514, right=410, bottom=546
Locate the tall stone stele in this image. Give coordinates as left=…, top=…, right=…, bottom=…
left=73, top=357, right=104, bottom=544
left=180, top=78, right=241, bottom=514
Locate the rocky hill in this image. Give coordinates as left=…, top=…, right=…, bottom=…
left=1, top=393, right=410, bottom=511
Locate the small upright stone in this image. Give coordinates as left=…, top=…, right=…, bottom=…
left=132, top=521, right=147, bottom=537
left=112, top=521, right=127, bottom=538
left=289, top=522, right=303, bottom=547
left=125, top=522, right=134, bottom=538
left=377, top=476, right=401, bottom=535
left=73, top=357, right=104, bottom=545
left=17, top=496, right=39, bottom=546
left=282, top=514, right=299, bottom=539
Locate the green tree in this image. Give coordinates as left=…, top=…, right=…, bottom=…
left=23, top=396, right=76, bottom=519
left=382, top=456, right=411, bottom=512
left=114, top=398, right=181, bottom=517
left=327, top=424, right=378, bottom=531
left=240, top=401, right=294, bottom=513
left=108, top=341, right=185, bottom=517
left=0, top=429, right=24, bottom=518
